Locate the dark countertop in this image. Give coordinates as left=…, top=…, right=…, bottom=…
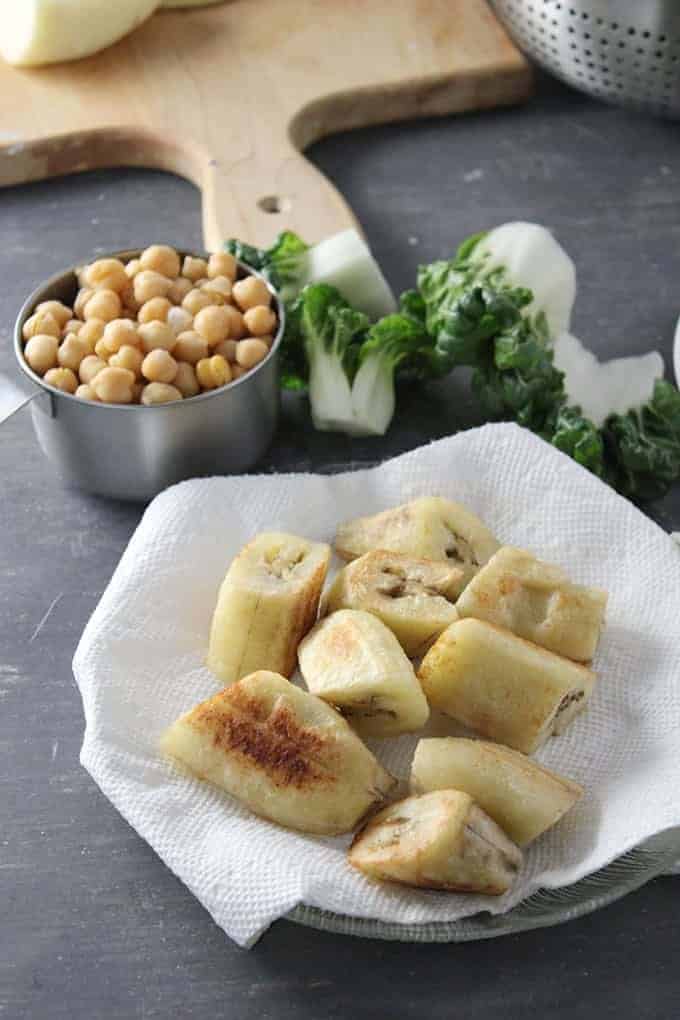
left=2, top=78, right=679, bottom=1019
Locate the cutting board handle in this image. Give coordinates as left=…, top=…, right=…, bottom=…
left=200, top=138, right=361, bottom=250
left=0, top=126, right=359, bottom=250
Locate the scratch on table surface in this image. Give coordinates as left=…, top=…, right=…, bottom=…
left=51, top=740, right=59, bottom=762
left=29, top=593, right=64, bottom=643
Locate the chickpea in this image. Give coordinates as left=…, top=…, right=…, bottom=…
left=223, top=304, right=247, bottom=340
left=167, top=306, right=193, bottom=336
left=236, top=338, right=269, bottom=370
left=168, top=276, right=193, bottom=305
left=258, top=334, right=274, bottom=348
left=120, top=285, right=140, bottom=314
left=134, top=270, right=172, bottom=305
left=232, top=275, right=271, bottom=311
left=79, top=355, right=108, bottom=385
left=84, top=258, right=128, bottom=294
left=93, top=366, right=136, bottom=404
left=230, top=364, right=247, bottom=381
left=24, top=335, right=59, bottom=375
left=75, top=266, right=88, bottom=289
left=75, top=383, right=99, bottom=401
left=95, top=338, right=112, bottom=361
left=44, top=367, right=78, bottom=394
left=138, top=320, right=176, bottom=354
left=243, top=304, right=277, bottom=337
left=194, top=305, right=231, bottom=345
left=141, top=349, right=178, bottom=384
left=201, top=276, right=232, bottom=304
left=214, top=339, right=238, bottom=363
left=182, top=288, right=213, bottom=316
left=23, top=311, right=61, bottom=341
left=138, top=297, right=171, bottom=324
left=194, top=278, right=209, bottom=288
left=125, top=258, right=142, bottom=279
left=141, top=382, right=182, bottom=405
left=109, top=344, right=144, bottom=377
left=173, top=361, right=200, bottom=398
left=208, top=252, right=237, bottom=282
left=182, top=255, right=208, bottom=282
left=140, top=245, right=181, bottom=280
left=62, top=318, right=83, bottom=338
left=84, top=289, right=122, bottom=323
left=196, top=354, right=231, bottom=389
left=79, top=318, right=106, bottom=350
left=74, top=288, right=94, bottom=319
left=36, top=300, right=73, bottom=327
left=103, top=318, right=141, bottom=353
left=58, top=334, right=90, bottom=372
left=173, top=331, right=208, bottom=364
left=132, top=382, right=144, bottom=403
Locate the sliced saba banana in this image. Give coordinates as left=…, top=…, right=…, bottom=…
left=322, top=549, right=463, bottom=657
left=161, top=670, right=396, bottom=835
left=348, top=790, right=522, bottom=895
left=207, top=532, right=330, bottom=685
left=298, top=609, right=429, bottom=738
left=418, top=618, right=596, bottom=754
left=334, top=497, right=499, bottom=587
left=411, top=738, right=583, bottom=846
left=456, top=546, right=607, bottom=662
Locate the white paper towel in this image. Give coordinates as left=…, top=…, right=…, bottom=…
left=73, top=424, right=680, bottom=947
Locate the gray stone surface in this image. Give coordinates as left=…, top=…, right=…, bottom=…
left=2, top=77, right=679, bottom=1019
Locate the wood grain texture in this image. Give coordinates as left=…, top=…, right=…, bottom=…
left=0, top=0, right=531, bottom=248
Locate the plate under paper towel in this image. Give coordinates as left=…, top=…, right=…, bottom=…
left=73, top=424, right=680, bottom=947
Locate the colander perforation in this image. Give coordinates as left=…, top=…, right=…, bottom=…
left=491, top=0, right=680, bottom=116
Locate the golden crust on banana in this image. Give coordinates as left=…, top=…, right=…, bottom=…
left=161, top=671, right=396, bottom=835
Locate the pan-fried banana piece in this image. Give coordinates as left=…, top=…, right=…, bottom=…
left=321, top=550, right=463, bottom=657
left=207, top=532, right=330, bottom=685
left=298, top=610, right=429, bottom=738
left=456, top=546, right=607, bottom=662
left=320, top=554, right=460, bottom=656
left=335, top=497, right=499, bottom=586
left=418, top=618, right=596, bottom=754
left=411, top=738, right=583, bottom=846
left=161, top=671, right=396, bottom=835
left=348, top=790, right=522, bottom=894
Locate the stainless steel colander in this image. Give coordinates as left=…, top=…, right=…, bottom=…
left=490, top=0, right=680, bottom=117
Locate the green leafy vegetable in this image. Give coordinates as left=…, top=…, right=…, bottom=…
left=352, top=313, right=433, bottom=435
left=603, top=380, right=680, bottom=501
left=294, top=284, right=369, bottom=434
left=416, top=231, right=680, bottom=502
left=225, top=231, right=309, bottom=301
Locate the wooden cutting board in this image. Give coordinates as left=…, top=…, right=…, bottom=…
left=0, top=0, right=530, bottom=249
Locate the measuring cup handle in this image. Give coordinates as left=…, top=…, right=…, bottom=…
left=0, top=372, right=40, bottom=425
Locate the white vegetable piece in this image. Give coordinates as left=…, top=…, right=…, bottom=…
left=303, top=229, right=397, bottom=321
left=0, top=0, right=160, bottom=67
left=674, top=314, right=680, bottom=390
left=471, top=221, right=576, bottom=339
left=553, top=331, right=663, bottom=426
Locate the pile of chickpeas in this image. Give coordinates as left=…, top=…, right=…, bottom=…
left=21, top=245, right=278, bottom=405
